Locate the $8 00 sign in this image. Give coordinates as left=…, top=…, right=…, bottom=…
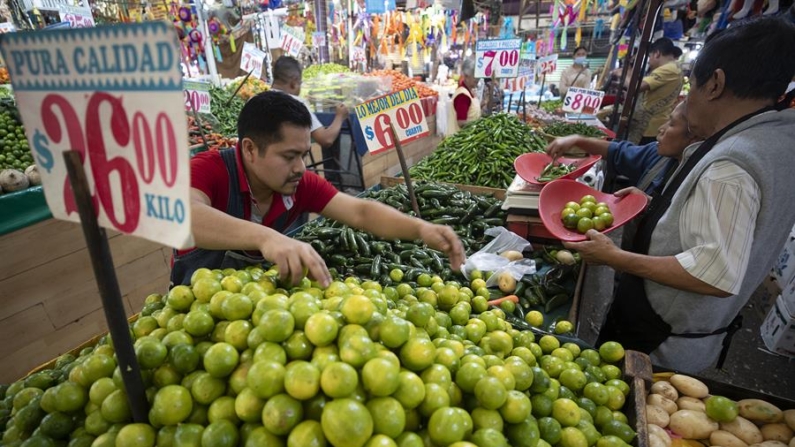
left=0, top=23, right=194, bottom=249
left=355, top=87, right=429, bottom=155
left=562, top=87, right=605, bottom=115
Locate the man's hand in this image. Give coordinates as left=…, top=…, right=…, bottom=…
left=563, top=229, right=621, bottom=266
left=545, top=135, right=581, bottom=159
left=259, top=234, right=332, bottom=288
left=615, top=186, right=651, bottom=204
left=419, top=223, right=466, bottom=271
left=335, top=103, right=349, bottom=118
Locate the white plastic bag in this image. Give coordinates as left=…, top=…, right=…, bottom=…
left=462, top=227, right=536, bottom=285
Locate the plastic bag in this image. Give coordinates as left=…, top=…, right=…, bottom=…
left=462, top=227, right=536, bottom=285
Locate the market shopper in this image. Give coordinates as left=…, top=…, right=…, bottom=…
left=626, top=38, right=684, bottom=144
left=270, top=56, right=349, bottom=149
left=452, top=59, right=482, bottom=129
left=559, top=46, right=592, bottom=97
left=173, top=91, right=465, bottom=287
left=567, top=16, right=795, bottom=373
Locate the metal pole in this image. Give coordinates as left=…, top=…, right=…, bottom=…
left=389, top=124, right=421, bottom=218
left=63, top=151, right=149, bottom=423
left=314, top=0, right=330, bottom=63
left=609, top=0, right=647, bottom=133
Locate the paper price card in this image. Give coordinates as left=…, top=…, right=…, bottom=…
left=538, top=54, right=558, bottom=75
left=355, top=87, right=429, bottom=155
left=475, top=38, right=522, bottom=79
left=562, top=87, right=605, bottom=115
left=183, top=79, right=211, bottom=114
left=58, top=5, right=95, bottom=28
left=0, top=23, right=193, bottom=249
left=280, top=26, right=304, bottom=57
left=240, top=42, right=266, bottom=79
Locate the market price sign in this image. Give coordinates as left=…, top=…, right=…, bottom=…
left=183, top=79, right=211, bottom=114
left=240, top=42, right=266, bottom=79
left=0, top=23, right=15, bottom=34
left=562, top=87, right=605, bottom=115
left=280, top=26, right=304, bottom=57
left=0, top=23, right=193, bottom=249
left=355, top=87, right=429, bottom=155
left=538, top=54, right=558, bottom=75
left=312, top=31, right=326, bottom=48
left=58, top=5, right=95, bottom=28
left=475, top=38, right=521, bottom=79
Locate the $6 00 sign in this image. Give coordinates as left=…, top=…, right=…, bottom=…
left=355, top=88, right=429, bottom=155
left=0, top=23, right=194, bottom=249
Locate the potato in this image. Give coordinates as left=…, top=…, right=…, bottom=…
left=784, top=410, right=795, bottom=432
left=711, top=430, right=750, bottom=447
left=749, top=442, right=788, bottom=447
left=500, top=250, right=524, bottom=261
left=652, top=381, right=680, bottom=401
left=649, top=405, right=672, bottom=427
left=670, top=374, right=710, bottom=398
left=721, top=416, right=765, bottom=445
left=498, top=272, right=517, bottom=293
left=651, top=434, right=669, bottom=447
left=649, top=424, right=672, bottom=447
left=739, top=400, right=784, bottom=424
left=761, top=424, right=794, bottom=443
left=670, top=409, right=719, bottom=439
left=678, top=397, right=707, bottom=412
left=648, top=394, right=679, bottom=415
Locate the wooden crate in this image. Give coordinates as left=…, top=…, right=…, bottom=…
left=380, top=176, right=507, bottom=201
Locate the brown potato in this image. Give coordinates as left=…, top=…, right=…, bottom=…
left=721, top=416, right=765, bottom=445
left=749, top=442, right=788, bottom=447
left=784, top=410, right=795, bottom=432
left=670, top=374, right=710, bottom=398
left=651, top=434, right=669, bottom=447
left=649, top=424, right=672, bottom=447
left=648, top=394, right=678, bottom=415
left=670, top=409, right=719, bottom=439
left=761, top=424, right=794, bottom=443
left=648, top=405, right=671, bottom=428
left=711, top=430, right=750, bottom=447
left=652, top=381, right=680, bottom=401
left=678, top=396, right=707, bottom=412
left=738, top=400, right=783, bottom=424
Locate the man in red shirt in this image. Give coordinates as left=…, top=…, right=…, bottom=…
left=173, top=91, right=465, bottom=287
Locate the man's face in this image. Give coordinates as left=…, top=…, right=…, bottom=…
left=657, top=103, right=696, bottom=158
left=685, top=72, right=710, bottom=138
left=247, top=123, right=311, bottom=196
left=648, top=51, right=661, bottom=70
left=464, top=73, right=478, bottom=90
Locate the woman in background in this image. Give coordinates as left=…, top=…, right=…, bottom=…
left=560, top=46, right=592, bottom=96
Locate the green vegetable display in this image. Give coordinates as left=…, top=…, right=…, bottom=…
left=294, top=182, right=506, bottom=283
left=409, top=114, right=547, bottom=189
left=540, top=99, right=564, bottom=114
left=302, top=63, right=350, bottom=81
left=543, top=121, right=606, bottom=138
left=210, top=86, right=245, bottom=136
left=0, top=100, right=32, bottom=172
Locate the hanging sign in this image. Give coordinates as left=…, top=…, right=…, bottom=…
left=538, top=54, right=558, bottom=76
left=58, top=5, right=95, bottom=28
left=501, top=75, right=532, bottom=92
left=280, top=26, right=304, bottom=57
left=183, top=79, right=211, bottom=114
left=352, top=46, right=366, bottom=63
left=355, top=87, right=429, bottom=155
left=475, top=38, right=522, bottom=79
left=0, top=23, right=193, bottom=248
left=240, top=42, right=266, bottom=79
left=312, top=32, right=326, bottom=48
left=562, top=87, right=605, bottom=115
left=0, top=23, right=16, bottom=33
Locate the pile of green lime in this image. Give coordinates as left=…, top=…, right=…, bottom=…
left=1, top=266, right=636, bottom=447
left=0, top=103, right=32, bottom=172
left=560, top=195, right=615, bottom=234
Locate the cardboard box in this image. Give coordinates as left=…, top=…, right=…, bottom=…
left=760, top=295, right=795, bottom=358
left=749, top=275, right=782, bottom=321
left=780, top=274, right=795, bottom=312
left=772, top=230, right=795, bottom=286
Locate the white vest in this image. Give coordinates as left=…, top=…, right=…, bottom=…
left=449, top=86, right=482, bottom=133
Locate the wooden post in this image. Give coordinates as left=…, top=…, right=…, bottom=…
left=389, top=123, right=421, bottom=218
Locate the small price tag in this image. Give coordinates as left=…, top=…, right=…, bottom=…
left=312, top=31, right=326, bottom=48
left=475, top=39, right=522, bottom=79
left=562, top=87, right=605, bottom=115
left=538, top=54, right=558, bottom=76
left=280, top=26, right=304, bottom=57
left=354, top=87, right=429, bottom=155
left=0, top=22, right=16, bottom=33
left=183, top=79, right=211, bottom=114
left=352, top=46, right=366, bottom=63
left=58, top=5, right=95, bottom=28
left=0, top=23, right=193, bottom=249
left=240, top=42, right=266, bottom=79
left=501, top=75, right=531, bottom=92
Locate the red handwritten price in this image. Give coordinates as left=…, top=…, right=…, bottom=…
left=538, top=54, right=558, bottom=75
left=368, top=102, right=425, bottom=149
left=475, top=39, right=522, bottom=79
left=240, top=43, right=265, bottom=78
left=60, top=13, right=94, bottom=28
left=40, top=92, right=182, bottom=232
left=562, top=87, right=605, bottom=115
left=356, top=87, right=429, bottom=154
left=183, top=80, right=211, bottom=114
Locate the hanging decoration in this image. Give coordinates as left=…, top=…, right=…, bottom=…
left=174, top=4, right=207, bottom=73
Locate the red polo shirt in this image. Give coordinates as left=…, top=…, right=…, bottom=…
left=188, top=148, right=338, bottom=238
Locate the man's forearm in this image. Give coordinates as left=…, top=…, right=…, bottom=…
left=607, top=250, right=732, bottom=297
left=191, top=201, right=275, bottom=251
left=355, top=201, right=425, bottom=241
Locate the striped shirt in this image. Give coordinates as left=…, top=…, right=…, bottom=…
left=674, top=161, right=761, bottom=295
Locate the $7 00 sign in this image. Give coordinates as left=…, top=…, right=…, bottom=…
left=475, top=39, right=522, bottom=79
left=0, top=23, right=194, bottom=249
left=355, top=88, right=429, bottom=155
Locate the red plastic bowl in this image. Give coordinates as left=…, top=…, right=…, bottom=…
left=538, top=179, right=648, bottom=242
left=514, top=153, right=602, bottom=186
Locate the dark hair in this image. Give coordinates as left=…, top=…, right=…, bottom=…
left=704, top=29, right=724, bottom=44
left=237, top=90, right=312, bottom=153
left=573, top=46, right=588, bottom=55
left=692, top=16, right=795, bottom=101
left=273, top=56, right=302, bottom=84
left=649, top=38, right=681, bottom=57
